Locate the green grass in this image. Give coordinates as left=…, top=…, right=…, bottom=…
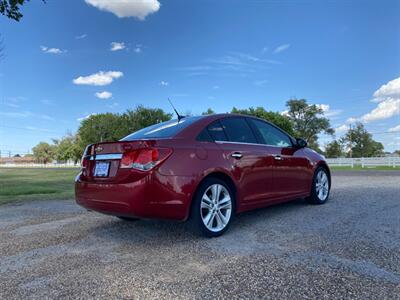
left=330, top=165, right=400, bottom=171
left=0, top=168, right=79, bottom=205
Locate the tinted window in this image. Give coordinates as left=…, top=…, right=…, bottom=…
left=197, top=128, right=213, bottom=142
left=121, top=116, right=202, bottom=140
left=220, top=117, right=257, bottom=143
left=207, top=121, right=228, bottom=141
left=249, top=119, right=292, bottom=147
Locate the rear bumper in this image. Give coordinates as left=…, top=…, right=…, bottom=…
left=75, top=172, right=196, bottom=221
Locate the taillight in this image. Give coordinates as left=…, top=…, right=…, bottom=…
left=120, top=147, right=172, bottom=171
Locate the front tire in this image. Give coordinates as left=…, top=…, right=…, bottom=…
left=188, top=178, right=235, bottom=237
left=307, top=167, right=330, bottom=204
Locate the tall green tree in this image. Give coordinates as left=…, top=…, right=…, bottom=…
left=325, top=140, right=343, bottom=158
left=231, top=107, right=294, bottom=135
left=0, top=0, right=45, bottom=21
left=286, top=99, right=334, bottom=150
left=340, top=123, right=384, bottom=157
left=32, top=142, right=55, bottom=164
left=53, top=134, right=82, bottom=164
left=121, top=105, right=172, bottom=134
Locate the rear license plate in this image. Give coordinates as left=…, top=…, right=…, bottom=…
left=94, top=161, right=110, bottom=177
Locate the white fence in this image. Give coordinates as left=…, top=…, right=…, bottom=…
left=326, top=157, right=400, bottom=168
left=0, top=162, right=79, bottom=168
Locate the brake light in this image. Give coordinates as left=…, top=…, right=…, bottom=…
left=120, top=148, right=172, bottom=170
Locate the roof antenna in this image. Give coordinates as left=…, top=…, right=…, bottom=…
left=168, top=98, right=185, bottom=122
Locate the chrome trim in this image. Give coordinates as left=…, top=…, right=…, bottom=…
left=90, top=154, right=123, bottom=161
left=215, top=140, right=292, bottom=149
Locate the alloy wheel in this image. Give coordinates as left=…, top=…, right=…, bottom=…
left=315, top=170, right=329, bottom=201
left=200, top=184, right=232, bottom=232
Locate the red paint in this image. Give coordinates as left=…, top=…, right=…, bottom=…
left=75, top=114, right=330, bottom=221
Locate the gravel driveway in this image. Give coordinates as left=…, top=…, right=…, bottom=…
left=0, top=171, right=399, bottom=299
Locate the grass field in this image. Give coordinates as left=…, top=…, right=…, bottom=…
left=0, top=168, right=79, bottom=205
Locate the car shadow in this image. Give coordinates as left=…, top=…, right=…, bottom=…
left=87, top=197, right=311, bottom=243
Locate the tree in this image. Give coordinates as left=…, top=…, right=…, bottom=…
left=121, top=105, right=172, bottom=134
left=202, top=108, right=215, bottom=115
left=0, top=0, right=45, bottom=22
left=32, top=142, right=55, bottom=164
left=231, top=107, right=294, bottom=135
left=340, top=123, right=384, bottom=157
left=53, top=134, right=82, bottom=164
left=325, top=140, right=343, bottom=158
left=286, top=99, right=334, bottom=150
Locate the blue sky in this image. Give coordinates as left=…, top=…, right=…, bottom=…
left=0, top=0, right=399, bottom=156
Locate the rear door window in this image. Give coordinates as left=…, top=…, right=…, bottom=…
left=248, top=118, right=292, bottom=147
left=220, top=117, right=257, bottom=143
left=207, top=121, right=228, bottom=141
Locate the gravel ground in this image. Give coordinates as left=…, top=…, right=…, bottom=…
left=0, top=171, right=399, bottom=299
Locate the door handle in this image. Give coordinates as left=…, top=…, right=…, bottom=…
left=231, top=152, right=243, bottom=159
left=273, top=154, right=283, bottom=160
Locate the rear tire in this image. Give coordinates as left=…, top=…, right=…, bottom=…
left=306, top=167, right=330, bottom=204
left=188, top=178, right=235, bottom=237
left=117, top=216, right=140, bottom=221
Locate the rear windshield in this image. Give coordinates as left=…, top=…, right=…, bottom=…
left=121, top=116, right=203, bottom=140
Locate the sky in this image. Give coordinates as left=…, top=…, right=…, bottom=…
left=0, top=0, right=399, bottom=156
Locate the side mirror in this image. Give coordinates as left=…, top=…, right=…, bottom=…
left=296, top=138, right=307, bottom=148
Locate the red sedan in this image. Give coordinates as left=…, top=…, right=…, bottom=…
left=75, top=114, right=331, bottom=237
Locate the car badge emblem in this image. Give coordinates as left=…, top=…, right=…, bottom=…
left=95, top=146, right=103, bottom=152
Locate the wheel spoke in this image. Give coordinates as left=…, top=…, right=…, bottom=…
left=203, top=211, right=213, bottom=226
left=201, top=201, right=212, bottom=210
left=218, top=195, right=231, bottom=205
left=211, top=184, right=218, bottom=201
left=217, top=210, right=227, bottom=225
left=202, top=193, right=212, bottom=203
left=215, top=211, right=223, bottom=228
left=219, top=201, right=232, bottom=210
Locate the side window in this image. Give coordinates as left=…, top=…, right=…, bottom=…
left=220, top=117, right=257, bottom=143
left=249, top=119, right=292, bottom=147
left=196, top=128, right=213, bottom=142
left=207, top=121, right=228, bottom=141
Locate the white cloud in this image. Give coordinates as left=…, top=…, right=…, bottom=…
left=77, top=113, right=97, bottom=122
left=213, top=85, right=220, bottom=89
left=388, top=124, right=400, bottom=132
left=95, top=91, right=112, bottom=99
left=335, top=124, right=349, bottom=133
left=273, top=44, right=290, bottom=54
left=110, top=42, right=126, bottom=51
left=0, top=111, right=54, bottom=121
left=75, top=34, right=88, bottom=39
left=372, top=77, right=400, bottom=102
left=360, top=98, right=400, bottom=123
left=85, top=0, right=161, bottom=20
left=160, top=81, right=169, bottom=86
left=73, top=71, right=123, bottom=86
left=40, top=46, right=66, bottom=54
left=347, top=77, right=400, bottom=124
left=316, top=104, right=342, bottom=117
